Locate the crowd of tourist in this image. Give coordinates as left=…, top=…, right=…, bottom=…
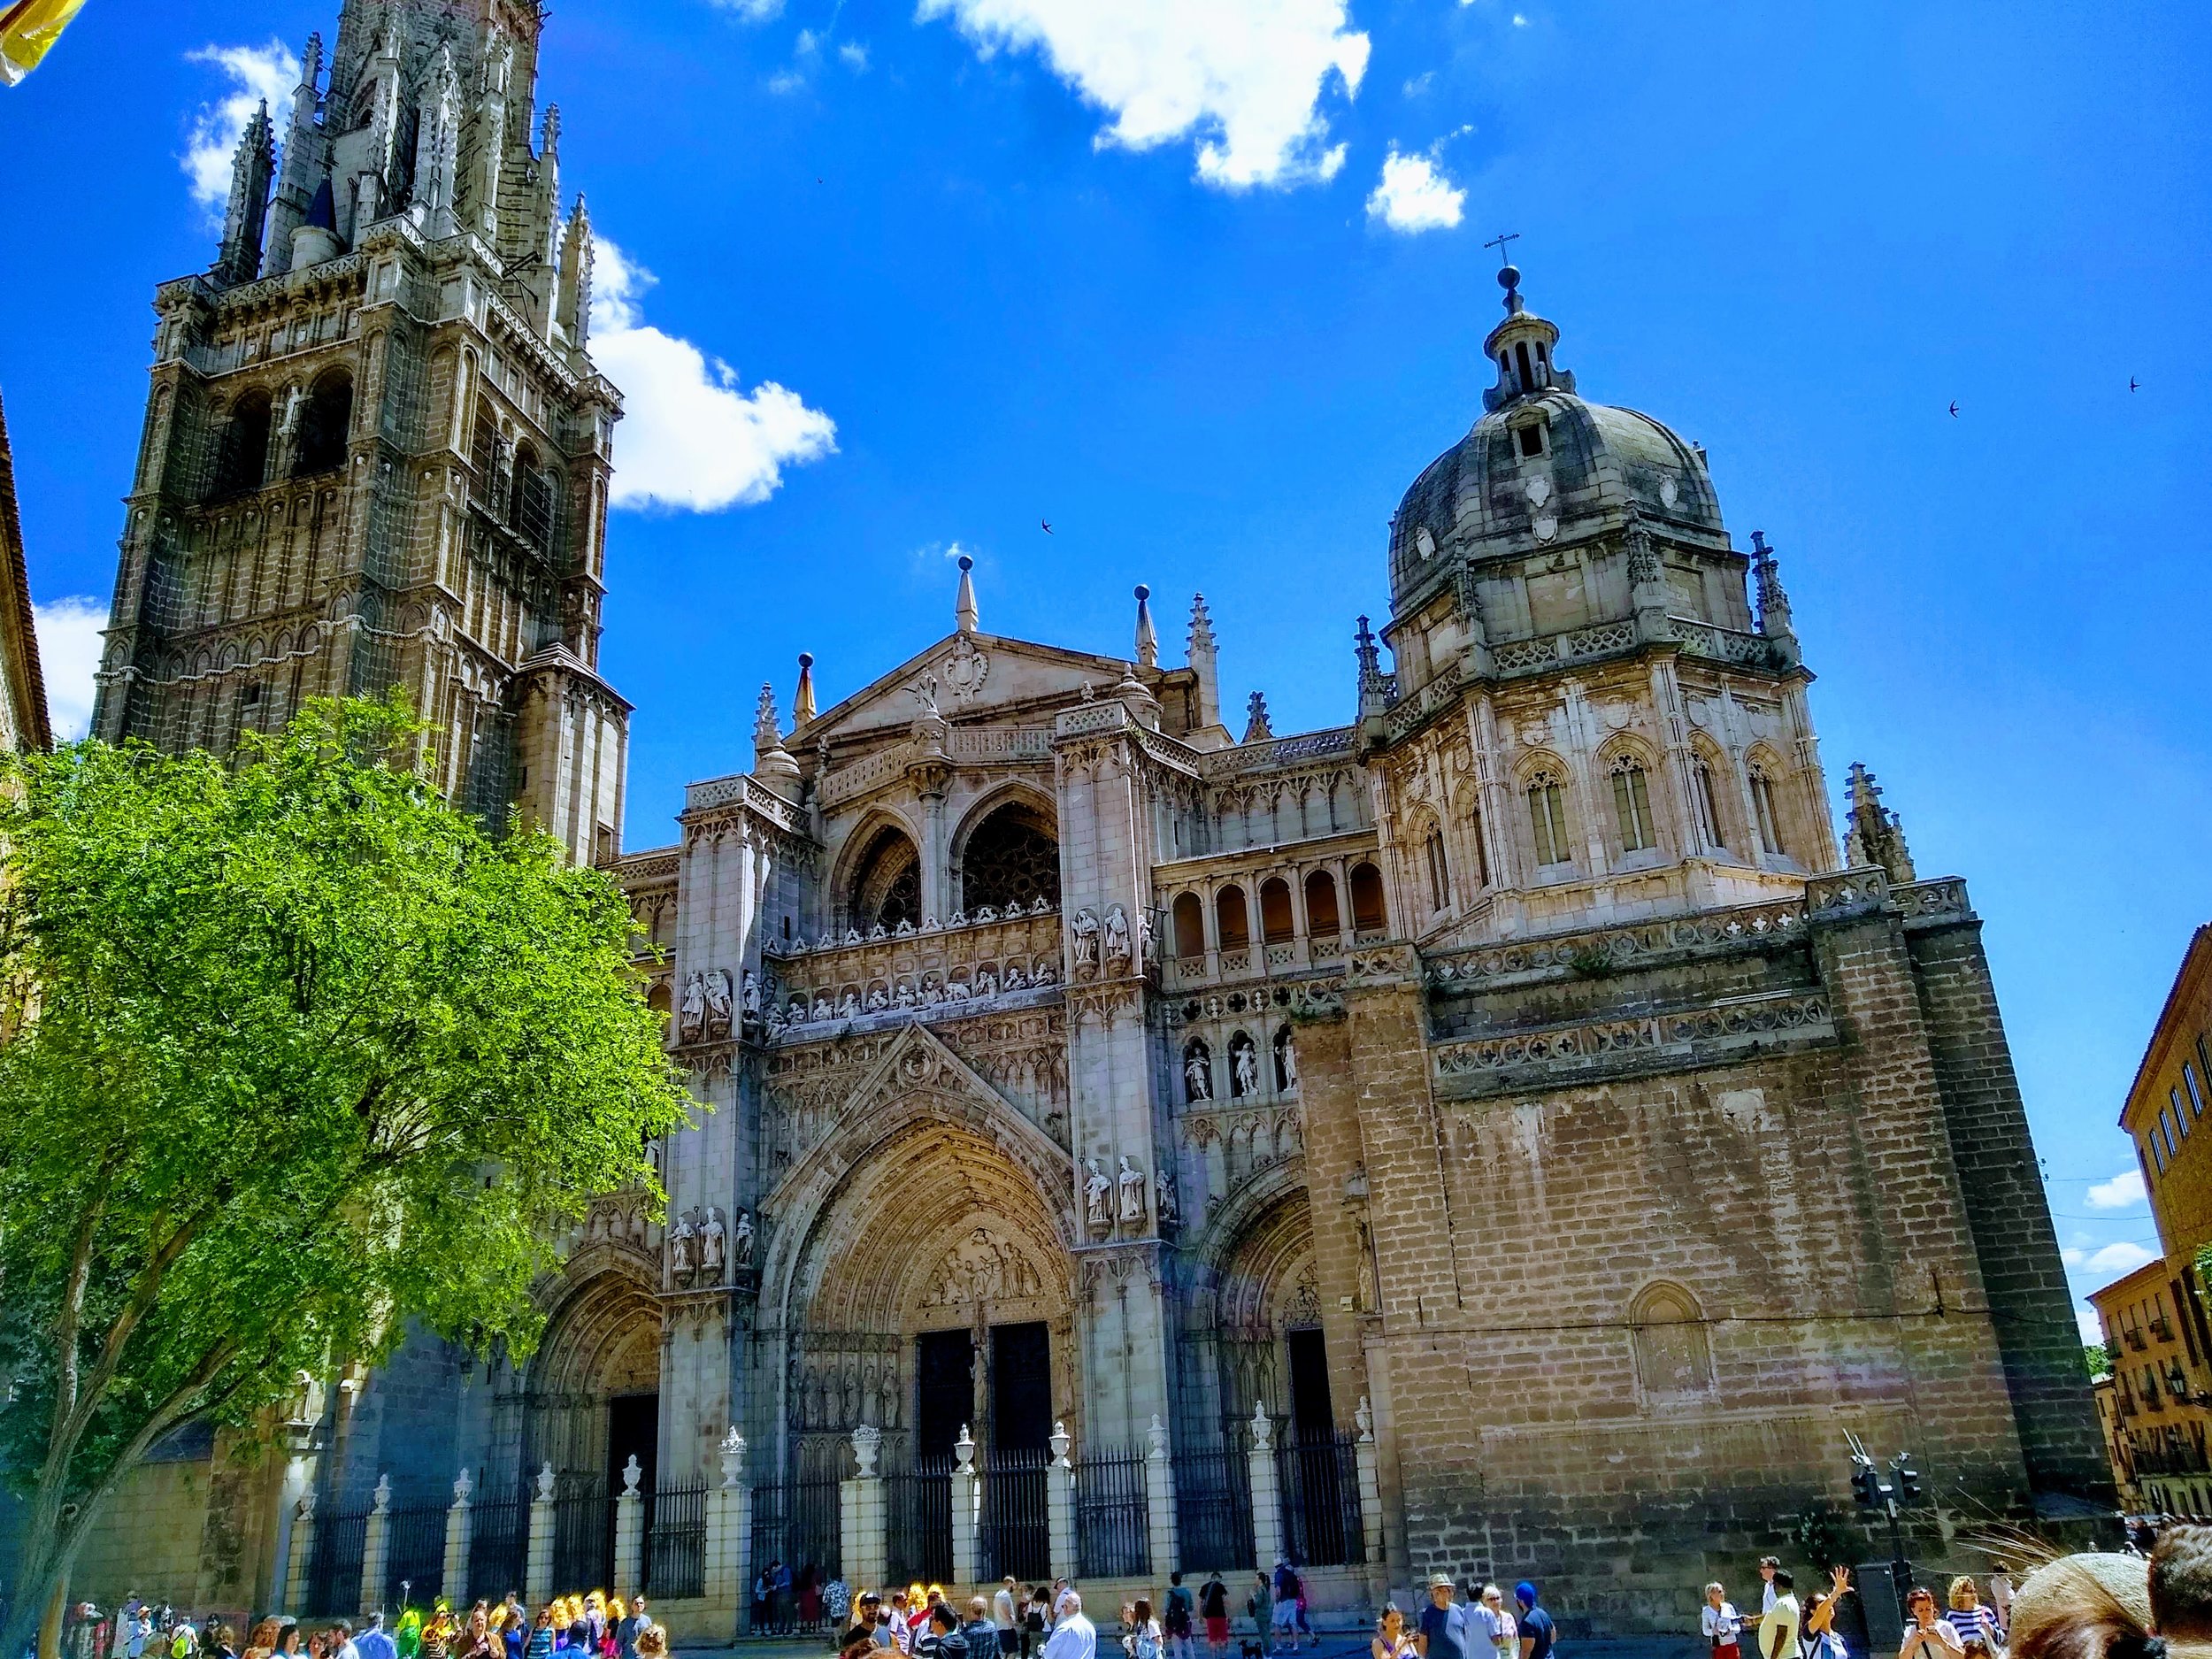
left=49, top=1591, right=664, bottom=1659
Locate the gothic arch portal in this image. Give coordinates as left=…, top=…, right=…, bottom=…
left=1181, top=1174, right=1318, bottom=1441
left=520, top=1257, right=664, bottom=1480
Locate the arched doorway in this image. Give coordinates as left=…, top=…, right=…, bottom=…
left=844, top=823, right=923, bottom=933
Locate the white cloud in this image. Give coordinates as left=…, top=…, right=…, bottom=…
left=2087, top=1169, right=2149, bottom=1211
left=1365, top=147, right=1465, bottom=233
left=181, top=40, right=295, bottom=217
left=588, top=237, right=836, bottom=513
left=2062, top=1246, right=2086, bottom=1268
left=2086, top=1240, right=2158, bottom=1278
left=709, top=0, right=785, bottom=19
left=795, top=27, right=822, bottom=54
left=34, top=596, right=106, bottom=742
left=1511, top=12, right=1528, bottom=24
left=765, top=67, right=807, bottom=95
left=917, top=0, right=1371, bottom=189
left=2079, top=1304, right=2106, bottom=1348
left=839, top=41, right=871, bottom=70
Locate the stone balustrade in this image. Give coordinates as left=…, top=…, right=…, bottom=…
left=760, top=903, right=1063, bottom=1040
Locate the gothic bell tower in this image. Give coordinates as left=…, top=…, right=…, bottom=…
left=91, top=0, right=628, bottom=863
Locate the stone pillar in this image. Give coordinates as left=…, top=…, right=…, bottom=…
left=284, top=1493, right=318, bottom=1615
left=707, top=1430, right=751, bottom=1625
left=271, top=1449, right=314, bottom=1615
left=1352, top=1399, right=1385, bottom=1578
left=613, top=1455, right=645, bottom=1597
left=359, top=1473, right=393, bottom=1619
left=526, top=1463, right=557, bottom=1609
left=951, top=1425, right=981, bottom=1591
left=1245, top=1406, right=1283, bottom=1576
left=1144, top=1415, right=1178, bottom=1579
left=443, top=1469, right=474, bottom=1609
left=841, top=1427, right=887, bottom=1597
left=1046, top=1421, right=1076, bottom=1581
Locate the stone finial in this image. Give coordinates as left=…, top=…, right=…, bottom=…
left=1356, top=1396, right=1374, bottom=1443
left=1248, top=1402, right=1273, bottom=1450
left=1750, top=529, right=1796, bottom=638
left=556, top=194, right=594, bottom=347
left=535, top=1461, right=556, bottom=1502
left=1147, top=1415, right=1170, bottom=1462
left=540, top=102, right=562, bottom=161
left=1242, top=691, right=1273, bottom=745
left=1843, top=762, right=1916, bottom=885
left=1048, top=1420, right=1071, bottom=1469
left=955, top=555, right=979, bottom=635
left=851, top=1423, right=882, bottom=1479
left=620, top=1455, right=643, bottom=1496
left=1133, top=584, right=1158, bottom=668
left=955, top=1425, right=976, bottom=1475
left=794, top=652, right=818, bottom=726
left=215, top=100, right=277, bottom=286
left=719, top=1427, right=747, bottom=1488
left=297, top=30, right=324, bottom=93
left=373, top=1472, right=392, bottom=1513
left=1187, top=595, right=1220, bottom=730
left=751, top=683, right=781, bottom=761
left=453, top=1466, right=473, bottom=1505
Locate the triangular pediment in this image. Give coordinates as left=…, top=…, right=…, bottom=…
left=841, top=1017, right=1019, bottom=1122
left=795, top=630, right=1161, bottom=749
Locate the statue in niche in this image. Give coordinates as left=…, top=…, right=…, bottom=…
left=733, top=1207, right=755, bottom=1268
left=948, top=978, right=972, bottom=1002
left=975, top=968, right=997, bottom=997
left=741, top=970, right=761, bottom=1016
left=1184, top=1040, right=1213, bottom=1103
left=1230, top=1033, right=1259, bottom=1098
left=703, top=970, right=733, bottom=1039
left=699, top=1208, right=726, bottom=1279
left=1070, top=908, right=1100, bottom=972
left=1154, top=1165, right=1179, bottom=1227
left=1274, top=1025, right=1298, bottom=1091
left=1137, top=907, right=1156, bottom=964
left=678, top=972, right=706, bottom=1042
left=895, top=980, right=918, bottom=1009
left=838, top=989, right=859, bottom=1019
left=666, top=1212, right=695, bottom=1283
left=867, top=985, right=888, bottom=1010
left=1033, top=960, right=1056, bottom=987
left=1117, top=1156, right=1147, bottom=1225
left=1002, top=964, right=1026, bottom=991
left=1103, top=904, right=1133, bottom=966
left=1084, top=1159, right=1112, bottom=1231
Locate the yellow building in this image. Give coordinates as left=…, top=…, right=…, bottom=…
left=2093, top=926, right=2212, bottom=1514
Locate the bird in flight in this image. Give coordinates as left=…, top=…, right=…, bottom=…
left=2131, top=376, right=2141, bottom=392
left=1947, top=401, right=1960, bottom=418
left=1041, top=518, right=1054, bottom=534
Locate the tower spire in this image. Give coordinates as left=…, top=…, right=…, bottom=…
left=1843, top=762, right=1916, bottom=884
left=556, top=194, right=594, bottom=352
left=1133, top=584, right=1157, bottom=668
left=955, top=555, right=979, bottom=634
left=1186, top=594, right=1220, bottom=733
left=751, top=683, right=781, bottom=762
left=793, top=651, right=817, bottom=726
left=1242, top=691, right=1273, bottom=744
left=213, top=100, right=275, bottom=287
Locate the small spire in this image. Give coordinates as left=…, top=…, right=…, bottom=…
left=1354, top=615, right=1385, bottom=691
left=540, top=103, right=562, bottom=161
left=1843, top=763, right=1916, bottom=884
left=1133, top=584, right=1157, bottom=668
left=751, top=684, right=780, bottom=762
left=1750, top=529, right=1795, bottom=638
left=1187, top=593, right=1217, bottom=657
left=1242, top=692, right=1273, bottom=745
left=793, top=651, right=818, bottom=726
left=955, top=555, right=979, bottom=635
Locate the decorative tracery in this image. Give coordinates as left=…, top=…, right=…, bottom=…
left=961, top=803, right=1060, bottom=913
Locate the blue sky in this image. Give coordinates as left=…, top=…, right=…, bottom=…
left=3, top=0, right=2208, bottom=1339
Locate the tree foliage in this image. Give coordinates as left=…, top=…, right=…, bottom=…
left=0, top=698, right=690, bottom=1651
left=2085, top=1342, right=2110, bottom=1380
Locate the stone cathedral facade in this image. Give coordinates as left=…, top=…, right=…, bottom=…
left=49, top=0, right=2108, bottom=1632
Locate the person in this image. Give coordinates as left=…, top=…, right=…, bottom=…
left=274, top=1627, right=303, bottom=1659
left=1705, top=1585, right=1744, bottom=1659
left=393, top=1613, right=423, bottom=1659
left=1514, top=1585, right=1555, bottom=1659
left=209, top=1628, right=239, bottom=1659
left=330, top=1623, right=359, bottom=1659
left=1026, top=1590, right=1048, bottom=1659
left=523, top=1610, right=555, bottom=1659
left=826, top=1581, right=852, bottom=1634
left=995, top=1582, right=1021, bottom=1659
left=1801, top=1569, right=1852, bottom=1659
left=802, top=1568, right=825, bottom=1634
left=1164, top=1576, right=1194, bottom=1659
left=357, top=1615, right=397, bottom=1659
left=1950, top=1579, right=2005, bottom=1657
left=1196, top=1580, right=1228, bottom=1659
left=753, top=1571, right=773, bottom=1638
left=840, top=1594, right=879, bottom=1650
left=632, top=1632, right=665, bottom=1659
left=915, top=1604, right=967, bottom=1659
left=1040, top=1594, right=1094, bottom=1659
left=612, top=1601, right=642, bottom=1659
left=1124, top=1601, right=1162, bottom=1659
left=888, top=1593, right=917, bottom=1655
left=1417, top=1575, right=1471, bottom=1659
left=499, top=1612, right=525, bottom=1659
left=964, top=1598, right=998, bottom=1659
left=1249, top=1577, right=1272, bottom=1654
left=1758, top=1574, right=1799, bottom=1659
left=1987, top=1573, right=2015, bottom=1637
left=1473, top=1587, right=1515, bottom=1659
left=1899, top=1589, right=1967, bottom=1659
left=1271, top=1563, right=1302, bottom=1655
left=775, top=1563, right=795, bottom=1634
left=128, top=1609, right=154, bottom=1659
left=1373, top=1606, right=1416, bottom=1659
left=1760, top=1563, right=1783, bottom=1618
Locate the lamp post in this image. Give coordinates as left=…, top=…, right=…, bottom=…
left=1847, top=1431, right=1924, bottom=1624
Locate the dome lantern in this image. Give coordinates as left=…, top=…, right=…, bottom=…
left=1482, top=263, right=1573, bottom=411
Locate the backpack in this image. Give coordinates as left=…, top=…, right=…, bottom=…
left=173, top=1634, right=193, bottom=1659
left=1133, top=1631, right=1160, bottom=1659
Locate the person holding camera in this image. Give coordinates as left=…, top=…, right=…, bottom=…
left=1898, top=1589, right=1966, bottom=1659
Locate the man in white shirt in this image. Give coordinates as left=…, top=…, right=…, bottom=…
left=331, top=1622, right=360, bottom=1659
left=995, top=1581, right=1020, bottom=1657
left=1041, top=1593, right=1094, bottom=1659
left=1759, top=1561, right=1780, bottom=1617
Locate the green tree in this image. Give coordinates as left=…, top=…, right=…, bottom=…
left=0, top=698, right=691, bottom=1658
left=2086, top=1342, right=2111, bottom=1379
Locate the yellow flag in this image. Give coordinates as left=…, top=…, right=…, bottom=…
left=0, top=0, right=88, bottom=85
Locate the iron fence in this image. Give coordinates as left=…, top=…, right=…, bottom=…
left=1172, top=1446, right=1253, bottom=1574
left=384, top=1500, right=449, bottom=1607
left=550, top=1472, right=613, bottom=1593
left=884, top=1456, right=953, bottom=1586
left=468, top=1494, right=527, bottom=1604
left=1076, top=1445, right=1149, bottom=1579
left=305, top=1504, right=372, bottom=1617
left=645, top=1482, right=707, bottom=1599
left=752, top=1475, right=843, bottom=1609
left=1275, top=1433, right=1363, bottom=1567
left=979, top=1448, right=1049, bottom=1583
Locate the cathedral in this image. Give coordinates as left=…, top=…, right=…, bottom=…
left=56, top=0, right=2108, bottom=1638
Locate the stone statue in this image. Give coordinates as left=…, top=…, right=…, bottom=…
left=1275, top=1025, right=1299, bottom=1090
left=975, top=968, right=997, bottom=997
left=699, top=1207, right=726, bottom=1278
left=678, top=972, right=706, bottom=1042
left=536, top=1461, right=557, bottom=1502
left=867, top=984, right=888, bottom=1010
left=1033, top=961, right=1057, bottom=987
left=741, top=970, right=761, bottom=1016
left=1184, top=1041, right=1213, bottom=1102
left=1231, top=1032, right=1260, bottom=1098
left=666, top=1212, right=695, bottom=1282
left=1137, top=906, right=1156, bottom=964
left=1002, top=964, right=1026, bottom=990
left=733, top=1207, right=755, bottom=1268
left=811, top=995, right=833, bottom=1022
left=703, top=969, right=733, bottom=1039
left=1070, top=907, right=1101, bottom=971
left=1154, top=1166, right=1179, bottom=1226
left=1084, top=1159, right=1112, bottom=1231
left=947, top=978, right=972, bottom=1002
left=838, top=989, right=859, bottom=1019
left=1117, top=1156, right=1147, bottom=1225
left=1103, top=903, right=1133, bottom=965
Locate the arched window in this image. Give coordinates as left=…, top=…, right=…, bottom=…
left=1630, top=1283, right=1714, bottom=1399
left=1215, top=885, right=1250, bottom=950
left=1465, top=803, right=1491, bottom=888
left=960, top=800, right=1060, bottom=913
left=1423, top=828, right=1449, bottom=912
left=1258, top=878, right=1294, bottom=944
left=293, top=369, right=353, bottom=476
left=1348, top=863, right=1386, bottom=933
left=847, top=825, right=922, bottom=933
left=1527, top=770, right=1571, bottom=867
left=1303, top=869, right=1340, bottom=936
left=1692, top=757, right=1726, bottom=850
left=1748, top=763, right=1786, bottom=856
left=1610, top=756, right=1656, bottom=853
left=212, top=391, right=273, bottom=496
left=511, top=441, right=556, bottom=553
left=1172, top=892, right=1205, bottom=959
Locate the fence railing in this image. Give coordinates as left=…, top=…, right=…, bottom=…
left=468, top=1493, right=527, bottom=1602
left=384, top=1500, right=449, bottom=1606
left=550, top=1473, right=613, bottom=1593
left=1076, top=1445, right=1150, bottom=1578
left=1173, top=1446, right=1254, bottom=1573
left=884, top=1456, right=954, bottom=1586
left=645, top=1482, right=707, bottom=1599
left=979, top=1448, right=1050, bottom=1583
left=305, top=1505, right=372, bottom=1617
left=752, top=1475, right=843, bottom=1601
left=1276, top=1433, right=1363, bottom=1567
